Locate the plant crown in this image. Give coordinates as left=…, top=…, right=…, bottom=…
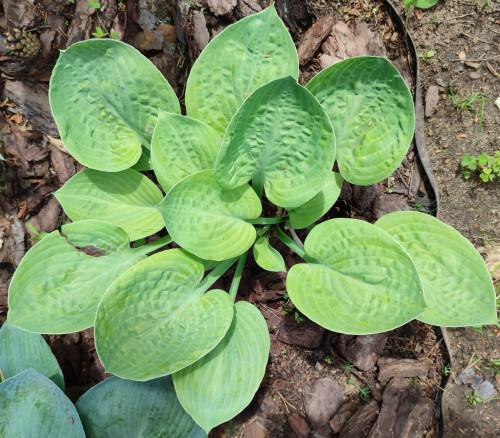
left=1, top=5, right=496, bottom=436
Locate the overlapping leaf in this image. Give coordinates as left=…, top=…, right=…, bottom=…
left=49, top=39, right=180, bottom=171
left=55, top=169, right=164, bottom=241
left=214, top=76, right=336, bottom=208
left=307, top=56, right=414, bottom=185
left=288, top=172, right=343, bottom=229
left=0, top=368, right=85, bottom=437
left=95, top=249, right=234, bottom=380
left=7, top=220, right=149, bottom=334
left=158, top=170, right=261, bottom=261
left=76, top=376, right=206, bottom=438
left=0, top=323, right=64, bottom=390
left=376, top=211, right=497, bottom=326
left=174, top=301, right=270, bottom=433
left=253, top=235, right=286, bottom=272
left=185, top=5, right=298, bottom=134
left=152, top=111, right=222, bottom=193
left=286, top=219, right=426, bottom=334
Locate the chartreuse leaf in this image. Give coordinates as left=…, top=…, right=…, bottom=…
left=95, top=249, right=234, bottom=380
left=49, top=39, right=180, bottom=171
left=174, top=301, right=269, bottom=434
left=0, top=323, right=64, bottom=390
left=55, top=169, right=164, bottom=241
left=76, top=376, right=206, bottom=438
left=158, top=170, right=261, bottom=261
left=0, top=368, right=85, bottom=437
left=253, top=235, right=286, bottom=272
left=214, top=76, right=336, bottom=208
left=7, top=220, right=149, bottom=334
left=375, top=211, right=497, bottom=326
left=404, top=0, right=438, bottom=8
left=288, top=172, right=343, bottom=229
left=152, top=110, right=222, bottom=193
left=306, top=56, right=414, bottom=186
left=185, top=5, right=298, bottom=134
left=286, top=219, right=426, bottom=334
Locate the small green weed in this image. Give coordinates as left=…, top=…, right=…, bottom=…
left=418, top=50, right=435, bottom=61
left=449, top=89, right=490, bottom=129
left=26, top=223, right=49, bottom=243
left=346, top=377, right=370, bottom=400
left=466, top=390, right=484, bottom=406
left=87, top=1, right=101, bottom=8
left=461, top=151, right=500, bottom=182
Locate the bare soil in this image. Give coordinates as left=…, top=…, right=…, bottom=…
left=0, top=0, right=499, bottom=437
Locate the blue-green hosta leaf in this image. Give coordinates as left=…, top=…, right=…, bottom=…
left=288, top=172, right=344, bottom=229
left=95, top=249, right=234, bottom=380
left=7, top=220, right=149, bottom=334
left=0, top=368, right=85, bottom=437
left=55, top=169, right=164, bottom=241
left=286, top=219, right=426, bottom=334
left=76, top=376, right=206, bottom=438
left=253, top=235, right=286, bottom=272
left=185, top=5, right=298, bottom=134
left=49, top=39, right=180, bottom=171
left=158, top=170, right=261, bottom=261
left=152, top=111, right=222, bottom=193
left=174, top=301, right=269, bottom=434
left=306, top=56, right=414, bottom=186
left=375, top=211, right=497, bottom=326
left=0, top=323, right=64, bottom=390
left=214, top=76, right=336, bottom=208
left=131, top=147, right=152, bottom=171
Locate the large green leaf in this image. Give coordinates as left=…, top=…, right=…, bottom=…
left=49, top=39, right=180, bottom=171
left=95, top=249, right=234, bottom=380
left=158, top=170, right=261, bottom=261
left=152, top=111, right=222, bottom=193
left=174, top=301, right=270, bottom=433
left=0, top=323, right=64, bottom=390
left=0, top=368, right=85, bottom=437
left=286, top=219, right=426, bottom=334
left=288, top=172, right=344, bottom=229
left=375, top=211, right=497, bottom=326
left=404, top=0, right=438, bottom=8
left=55, top=169, right=164, bottom=241
left=76, top=376, right=206, bottom=438
left=214, top=76, right=335, bottom=208
left=306, top=56, right=414, bottom=186
left=7, top=220, right=149, bottom=333
left=185, top=5, right=298, bottom=134
left=253, top=235, right=286, bottom=272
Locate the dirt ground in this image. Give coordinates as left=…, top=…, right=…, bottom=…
left=0, top=0, right=499, bottom=437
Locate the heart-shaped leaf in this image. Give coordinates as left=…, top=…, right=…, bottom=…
left=0, top=368, right=85, bottom=437
left=253, top=235, right=286, bottom=272
left=288, top=172, right=344, bottom=229
left=49, top=39, right=180, bottom=171
left=0, top=323, right=64, bottom=390
left=95, top=249, right=234, bottom=380
left=186, top=5, right=298, bottom=134
left=158, top=170, right=261, bottom=261
left=306, top=56, right=414, bottom=186
left=76, top=376, right=206, bottom=438
left=214, top=76, right=336, bottom=208
left=286, top=219, right=426, bottom=334
left=173, top=301, right=270, bottom=433
left=152, top=111, right=222, bottom=193
left=7, top=220, right=149, bottom=333
left=55, top=169, right=164, bottom=241
left=375, top=211, right=497, bottom=326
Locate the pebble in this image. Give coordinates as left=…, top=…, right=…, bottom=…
left=304, top=377, right=344, bottom=427
left=435, top=78, right=447, bottom=87
left=468, top=71, right=482, bottom=81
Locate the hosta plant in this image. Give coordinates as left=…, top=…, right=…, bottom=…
left=4, top=5, right=497, bottom=435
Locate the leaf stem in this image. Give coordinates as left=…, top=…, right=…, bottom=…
left=275, top=227, right=316, bottom=264
left=134, top=235, right=173, bottom=256
left=229, top=252, right=248, bottom=301
left=193, top=257, right=238, bottom=296
left=247, top=216, right=287, bottom=225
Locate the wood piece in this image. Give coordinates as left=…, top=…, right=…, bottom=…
left=339, top=399, right=378, bottom=438
left=208, top=0, right=237, bottom=16
left=377, top=358, right=430, bottom=382
left=287, top=413, right=311, bottom=438
left=335, top=333, right=390, bottom=371
left=50, top=146, right=77, bottom=186
left=297, top=16, right=334, bottom=65
left=278, top=316, right=324, bottom=348
left=304, top=377, right=344, bottom=427
left=330, top=401, right=358, bottom=433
